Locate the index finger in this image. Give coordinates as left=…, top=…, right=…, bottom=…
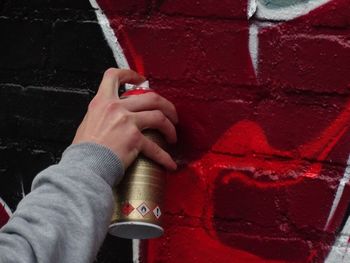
left=120, top=92, right=179, bottom=124
left=97, top=68, right=146, bottom=98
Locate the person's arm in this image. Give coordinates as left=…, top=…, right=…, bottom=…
left=0, top=68, right=178, bottom=263
left=0, top=143, right=123, bottom=263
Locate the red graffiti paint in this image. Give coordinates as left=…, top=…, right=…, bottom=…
left=0, top=202, right=10, bottom=228
left=96, top=0, right=350, bottom=262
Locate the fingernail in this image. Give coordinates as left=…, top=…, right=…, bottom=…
left=171, top=161, right=178, bottom=171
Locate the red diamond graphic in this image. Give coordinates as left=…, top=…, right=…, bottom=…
left=121, top=202, right=135, bottom=216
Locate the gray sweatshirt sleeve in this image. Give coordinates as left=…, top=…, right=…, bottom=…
left=0, top=143, right=124, bottom=263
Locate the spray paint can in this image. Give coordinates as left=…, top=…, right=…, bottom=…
left=109, top=81, right=166, bottom=239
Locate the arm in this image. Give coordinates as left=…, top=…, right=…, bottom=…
left=0, top=68, right=178, bottom=263
left=0, top=143, right=123, bottom=263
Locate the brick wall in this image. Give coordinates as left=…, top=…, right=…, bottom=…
left=0, top=0, right=132, bottom=262
left=1, top=0, right=350, bottom=262
left=94, top=0, right=350, bottom=262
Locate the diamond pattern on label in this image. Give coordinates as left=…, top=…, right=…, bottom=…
left=121, top=202, right=135, bottom=216
left=153, top=206, right=161, bottom=219
left=137, top=203, right=150, bottom=217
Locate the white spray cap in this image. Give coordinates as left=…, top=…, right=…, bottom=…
left=125, top=80, right=150, bottom=91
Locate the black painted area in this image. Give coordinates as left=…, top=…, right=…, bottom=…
left=0, top=18, right=49, bottom=70
left=2, top=0, right=93, bottom=10
left=0, top=142, right=57, bottom=210
left=0, top=84, right=90, bottom=142
left=95, top=234, right=134, bottom=263
left=0, top=0, right=133, bottom=262
left=52, top=21, right=118, bottom=72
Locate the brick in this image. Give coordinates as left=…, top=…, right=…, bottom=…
left=0, top=69, right=103, bottom=91
left=158, top=0, right=248, bottom=19
left=286, top=174, right=344, bottom=230
left=96, top=0, right=149, bottom=15
left=0, top=8, right=97, bottom=25
left=168, top=88, right=254, bottom=156
left=164, top=165, right=207, bottom=218
left=42, top=70, right=103, bottom=91
left=258, top=25, right=350, bottom=94
left=212, top=169, right=287, bottom=229
left=3, top=0, right=92, bottom=9
left=0, top=143, right=55, bottom=210
left=215, top=232, right=310, bottom=262
left=3, top=0, right=50, bottom=8
left=50, top=0, right=94, bottom=9
left=188, top=21, right=255, bottom=86
left=0, top=18, right=49, bottom=69
left=52, top=21, right=117, bottom=72
left=111, top=18, right=193, bottom=81
left=301, top=0, right=350, bottom=28
left=114, top=18, right=256, bottom=86
left=253, top=95, right=350, bottom=164
left=0, top=84, right=90, bottom=143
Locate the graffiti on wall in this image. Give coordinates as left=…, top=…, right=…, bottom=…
left=90, top=0, right=350, bottom=262
left=0, top=198, right=11, bottom=228
left=1, top=0, right=349, bottom=262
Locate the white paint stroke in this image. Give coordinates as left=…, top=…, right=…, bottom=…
left=89, top=0, right=130, bottom=69
left=255, top=0, right=332, bottom=21
left=325, top=155, right=350, bottom=230
left=20, top=178, right=26, bottom=199
left=248, top=23, right=259, bottom=75
left=247, top=0, right=257, bottom=19
left=248, top=21, right=275, bottom=77
left=132, top=240, right=140, bottom=262
left=326, top=217, right=350, bottom=262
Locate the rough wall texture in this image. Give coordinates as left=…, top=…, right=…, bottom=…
left=1, top=0, right=350, bottom=262
left=94, top=0, right=350, bottom=262
left=0, top=0, right=132, bottom=262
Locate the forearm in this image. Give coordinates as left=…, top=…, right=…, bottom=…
left=0, top=143, right=124, bottom=263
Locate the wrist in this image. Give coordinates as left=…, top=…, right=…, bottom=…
left=61, top=143, right=125, bottom=186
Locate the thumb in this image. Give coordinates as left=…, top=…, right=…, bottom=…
left=97, top=68, right=146, bottom=98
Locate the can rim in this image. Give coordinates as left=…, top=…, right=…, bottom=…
left=109, top=221, right=164, bottom=239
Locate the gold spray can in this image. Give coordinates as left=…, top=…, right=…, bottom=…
left=109, top=82, right=166, bottom=239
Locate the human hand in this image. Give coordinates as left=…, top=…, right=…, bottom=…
left=72, top=68, right=178, bottom=171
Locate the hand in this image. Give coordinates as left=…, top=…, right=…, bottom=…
left=72, top=68, right=178, bottom=170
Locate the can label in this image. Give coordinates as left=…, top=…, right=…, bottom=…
left=111, top=199, right=162, bottom=224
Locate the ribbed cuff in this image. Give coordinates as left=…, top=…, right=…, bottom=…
left=61, top=143, right=125, bottom=186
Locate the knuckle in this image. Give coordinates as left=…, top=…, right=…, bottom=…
left=153, top=145, right=163, bottom=157
left=115, top=110, right=133, bottom=125
left=170, top=103, right=177, bottom=114
left=88, top=97, right=100, bottom=111
left=129, top=127, right=142, bottom=147
left=147, top=92, right=162, bottom=103
left=105, top=100, right=121, bottom=112
left=154, top=110, right=166, bottom=122
left=116, top=112, right=129, bottom=124
left=103, top=67, right=120, bottom=78
left=88, top=101, right=96, bottom=111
